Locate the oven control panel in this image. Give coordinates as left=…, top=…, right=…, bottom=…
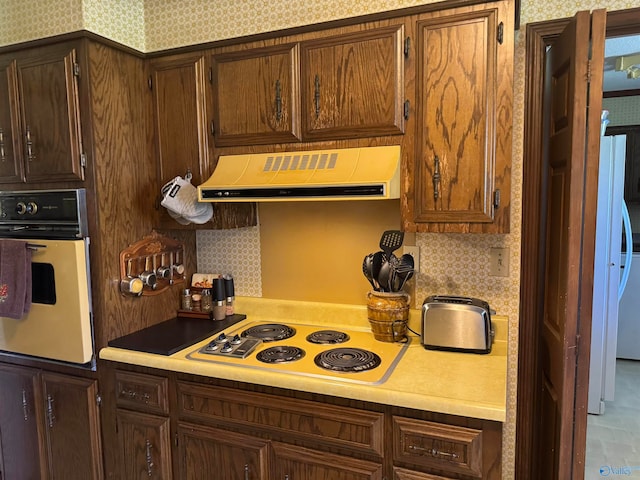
left=199, top=333, right=262, bottom=359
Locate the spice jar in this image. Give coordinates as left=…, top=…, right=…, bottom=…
left=201, top=289, right=213, bottom=312
left=181, top=289, right=192, bottom=310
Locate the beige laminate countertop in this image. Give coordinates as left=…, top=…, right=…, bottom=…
left=100, top=297, right=507, bottom=422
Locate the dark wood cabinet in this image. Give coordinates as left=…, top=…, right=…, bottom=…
left=0, top=364, right=46, bottom=480
left=177, top=424, right=270, bottom=479
left=102, top=363, right=501, bottom=480
left=272, top=442, right=383, bottom=480
left=405, top=0, right=513, bottom=233
left=117, top=409, right=172, bottom=479
left=211, top=44, right=301, bottom=146
left=150, top=52, right=210, bottom=194
left=0, top=365, right=102, bottom=480
left=150, top=51, right=257, bottom=230
left=0, top=42, right=85, bottom=184
left=300, top=25, right=406, bottom=141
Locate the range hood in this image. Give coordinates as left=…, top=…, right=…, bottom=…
left=198, top=146, right=400, bottom=202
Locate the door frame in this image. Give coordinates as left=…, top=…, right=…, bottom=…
left=517, top=7, right=640, bottom=479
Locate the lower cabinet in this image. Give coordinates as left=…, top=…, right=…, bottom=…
left=0, top=364, right=102, bottom=480
left=177, top=424, right=270, bottom=479
left=105, top=365, right=502, bottom=480
left=272, top=442, right=383, bottom=480
left=117, top=409, right=172, bottom=479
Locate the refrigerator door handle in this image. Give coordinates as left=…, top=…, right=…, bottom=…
left=619, top=199, right=633, bottom=300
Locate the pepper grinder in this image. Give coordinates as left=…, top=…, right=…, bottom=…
left=223, top=273, right=235, bottom=316
left=212, top=278, right=226, bottom=320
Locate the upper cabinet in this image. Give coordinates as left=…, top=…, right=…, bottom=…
left=0, top=42, right=85, bottom=184
left=150, top=51, right=257, bottom=229
left=300, top=25, right=406, bottom=140
left=150, top=52, right=210, bottom=192
left=209, top=24, right=406, bottom=147
left=403, top=0, right=513, bottom=233
left=210, top=44, right=301, bottom=146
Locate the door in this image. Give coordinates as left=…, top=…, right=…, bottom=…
left=177, top=423, right=270, bottom=479
left=0, top=364, right=46, bottom=479
left=272, top=442, right=383, bottom=480
left=16, top=42, right=84, bottom=182
left=300, top=25, right=405, bottom=140
left=538, top=9, right=606, bottom=480
left=211, top=44, right=301, bottom=146
left=116, top=409, right=172, bottom=479
left=42, top=372, right=103, bottom=480
left=0, top=55, right=22, bottom=182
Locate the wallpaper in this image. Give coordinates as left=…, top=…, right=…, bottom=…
left=2, top=1, right=639, bottom=479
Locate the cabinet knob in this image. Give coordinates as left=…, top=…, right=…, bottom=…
left=275, top=80, right=282, bottom=122
left=46, top=394, right=55, bottom=428
left=314, top=74, right=320, bottom=118
left=432, top=155, right=441, bottom=201
left=25, top=126, right=36, bottom=162
left=0, top=128, right=5, bottom=161
left=145, top=439, right=154, bottom=477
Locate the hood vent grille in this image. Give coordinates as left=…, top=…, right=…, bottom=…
left=198, top=146, right=400, bottom=202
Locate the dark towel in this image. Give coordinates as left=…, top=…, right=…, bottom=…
left=0, top=240, right=32, bottom=319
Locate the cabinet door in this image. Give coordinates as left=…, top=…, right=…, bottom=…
left=300, top=25, right=405, bottom=141
left=41, top=372, right=103, bottom=480
left=0, top=364, right=46, bottom=480
left=211, top=44, right=300, bottom=146
left=409, top=2, right=512, bottom=232
left=117, top=409, right=172, bottom=479
left=272, top=442, right=383, bottom=480
left=0, top=56, right=23, bottom=183
left=177, top=423, right=269, bottom=480
left=16, top=42, right=84, bottom=183
left=151, top=52, right=210, bottom=191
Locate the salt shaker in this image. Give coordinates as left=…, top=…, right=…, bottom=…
left=223, top=274, right=235, bottom=316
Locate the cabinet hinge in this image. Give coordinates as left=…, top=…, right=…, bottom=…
left=497, top=22, right=504, bottom=45
left=493, top=189, right=501, bottom=209
left=587, top=59, right=592, bottom=83
left=404, top=37, right=411, bottom=58
left=404, top=100, right=410, bottom=120
left=73, top=62, right=81, bottom=78
left=81, top=153, right=87, bottom=169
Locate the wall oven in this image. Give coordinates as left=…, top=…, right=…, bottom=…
left=0, top=189, right=94, bottom=368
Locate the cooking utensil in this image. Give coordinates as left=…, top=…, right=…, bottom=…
left=379, top=230, right=404, bottom=259
left=395, top=253, right=415, bottom=291
left=371, top=251, right=384, bottom=291
left=362, top=254, right=376, bottom=289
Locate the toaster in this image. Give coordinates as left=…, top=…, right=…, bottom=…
left=421, top=295, right=494, bottom=354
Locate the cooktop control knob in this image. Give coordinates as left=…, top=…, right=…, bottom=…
left=230, top=334, right=242, bottom=345
left=220, top=341, right=233, bottom=353
left=26, top=202, right=38, bottom=215
left=204, top=341, right=219, bottom=352
left=16, top=202, right=27, bottom=215
left=215, top=333, right=227, bottom=344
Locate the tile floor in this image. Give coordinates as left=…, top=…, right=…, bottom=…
left=586, top=360, right=640, bottom=479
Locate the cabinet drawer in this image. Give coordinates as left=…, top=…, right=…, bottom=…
left=115, top=370, right=169, bottom=415
left=178, top=382, right=384, bottom=457
left=393, top=416, right=482, bottom=478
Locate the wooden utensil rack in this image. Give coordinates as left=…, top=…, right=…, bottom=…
left=119, top=231, right=185, bottom=296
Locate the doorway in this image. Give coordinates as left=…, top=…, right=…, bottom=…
left=517, top=6, right=640, bottom=480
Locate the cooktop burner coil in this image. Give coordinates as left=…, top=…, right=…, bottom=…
left=314, top=348, right=381, bottom=372
left=256, top=346, right=305, bottom=363
left=306, top=330, right=350, bottom=344
left=242, top=323, right=296, bottom=342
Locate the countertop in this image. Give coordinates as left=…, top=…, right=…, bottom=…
left=100, top=296, right=508, bottom=422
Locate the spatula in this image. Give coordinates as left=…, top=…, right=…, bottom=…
left=379, top=230, right=404, bottom=261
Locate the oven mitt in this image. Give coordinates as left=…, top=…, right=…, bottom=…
left=161, top=174, right=213, bottom=225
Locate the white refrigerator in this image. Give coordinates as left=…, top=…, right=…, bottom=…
left=588, top=135, right=631, bottom=415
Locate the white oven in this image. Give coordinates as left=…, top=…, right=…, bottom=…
left=0, top=189, right=94, bottom=367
